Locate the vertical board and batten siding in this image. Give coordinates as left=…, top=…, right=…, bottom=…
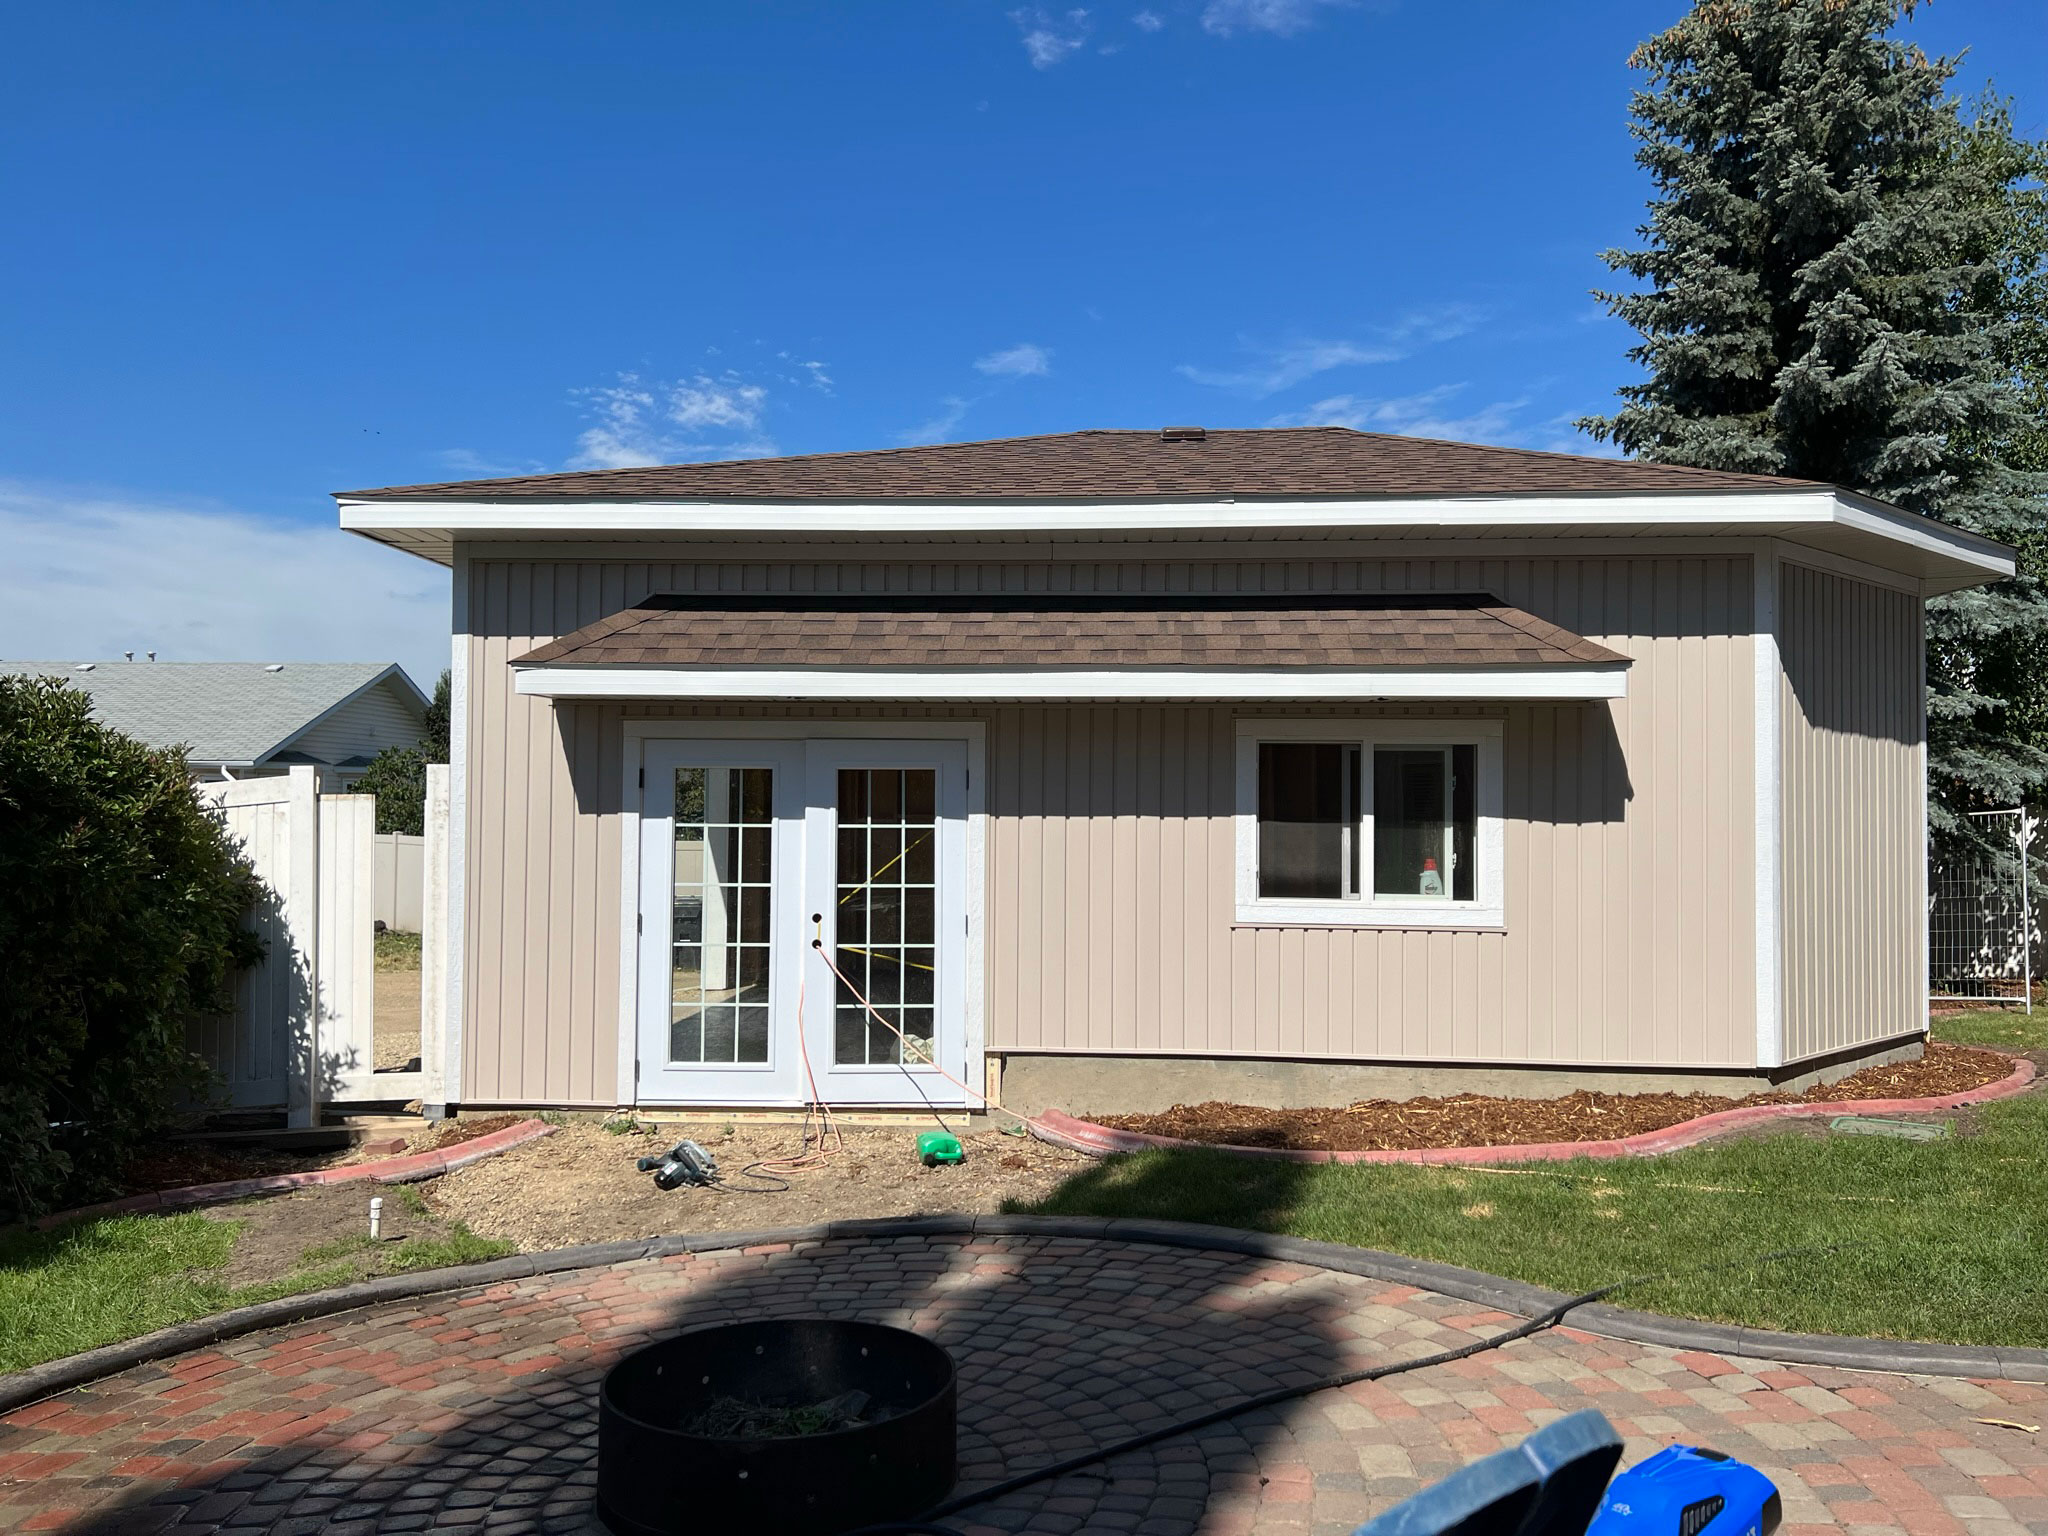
left=460, top=553, right=1757, bottom=1105
left=1778, top=562, right=1924, bottom=1058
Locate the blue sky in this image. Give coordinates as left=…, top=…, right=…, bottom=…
left=3, top=1, right=2043, bottom=685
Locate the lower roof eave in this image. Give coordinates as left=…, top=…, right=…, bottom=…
left=511, top=663, right=1630, bottom=703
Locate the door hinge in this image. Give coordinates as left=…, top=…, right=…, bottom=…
left=638, top=767, right=645, bottom=788
left=636, top=913, right=643, bottom=934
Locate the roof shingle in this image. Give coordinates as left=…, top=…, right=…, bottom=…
left=513, top=594, right=1630, bottom=671
left=342, top=428, right=1820, bottom=503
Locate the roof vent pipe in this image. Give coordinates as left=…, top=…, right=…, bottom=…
left=1160, top=426, right=1206, bottom=442
left=265, top=664, right=284, bottom=672
left=124, top=651, right=134, bottom=661
left=147, top=651, right=156, bottom=661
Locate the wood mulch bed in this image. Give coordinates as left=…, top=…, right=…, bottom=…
left=1093, top=1042, right=2018, bottom=1153
left=424, top=1113, right=529, bottom=1151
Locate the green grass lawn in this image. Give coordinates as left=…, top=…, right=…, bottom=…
left=1020, top=1011, right=2044, bottom=1348
left=0, top=1201, right=511, bottom=1374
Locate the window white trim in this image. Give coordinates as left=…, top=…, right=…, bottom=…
left=1234, top=719, right=1505, bottom=929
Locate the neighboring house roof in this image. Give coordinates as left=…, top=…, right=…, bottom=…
left=0, top=661, right=428, bottom=768
left=341, top=427, right=1822, bottom=503
left=516, top=593, right=1629, bottom=670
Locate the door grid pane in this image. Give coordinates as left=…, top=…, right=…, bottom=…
left=672, top=766, right=773, bottom=1064
left=834, top=768, right=937, bottom=1066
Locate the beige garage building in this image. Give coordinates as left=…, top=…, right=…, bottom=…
left=338, top=428, right=2010, bottom=1116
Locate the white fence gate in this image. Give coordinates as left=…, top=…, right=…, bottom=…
left=196, top=764, right=452, bottom=1124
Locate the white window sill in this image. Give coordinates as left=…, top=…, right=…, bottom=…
left=1233, top=900, right=1505, bottom=931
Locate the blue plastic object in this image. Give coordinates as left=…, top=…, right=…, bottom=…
left=1352, top=1409, right=1622, bottom=1535
left=1586, top=1443, right=1782, bottom=1535
left=1352, top=1412, right=1781, bottom=1536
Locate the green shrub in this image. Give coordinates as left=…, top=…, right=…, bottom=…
left=0, top=676, right=261, bottom=1222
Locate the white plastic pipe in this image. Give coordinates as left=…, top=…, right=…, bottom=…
left=369, top=1196, right=383, bottom=1241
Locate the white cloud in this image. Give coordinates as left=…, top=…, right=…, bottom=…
left=0, top=482, right=450, bottom=690
left=898, top=396, right=974, bottom=446
left=974, top=342, right=1053, bottom=378
left=1200, top=0, right=1351, bottom=36
left=1179, top=307, right=1485, bottom=396
left=1267, top=385, right=1531, bottom=445
left=1179, top=338, right=1400, bottom=394
left=1010, top=7, right=1091, bottom=67
left=1133, top=9, right=1166, bottom=30
left=569, top=372, right=776, bottom=470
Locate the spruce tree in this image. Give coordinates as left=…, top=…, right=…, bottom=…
left=1583, top=0, right=2048, bottom=849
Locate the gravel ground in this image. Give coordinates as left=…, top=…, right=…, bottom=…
left=419, top=1117, right=1092, bottom=1250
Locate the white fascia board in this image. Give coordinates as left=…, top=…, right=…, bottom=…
left=338, top=488, right=2015, bottom=584
left=513, top=664, right=1630, bottom=702
left=344, top=490, right=1830, bottom=538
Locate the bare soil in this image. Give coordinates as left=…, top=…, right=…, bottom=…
left=418, top=1119, right=1092, bottom=1251
left=200, top=1183, right=459, bottom=1288
left=373, top=967, right=422, bottom=1071
left=1094, top=1042, right=2019, bottom=1153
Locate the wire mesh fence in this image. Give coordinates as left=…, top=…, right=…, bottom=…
left=1928, top=808, right=2034, bottom=1010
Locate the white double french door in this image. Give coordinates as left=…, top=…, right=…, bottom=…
left=635, top=735, right=971, bottom=1107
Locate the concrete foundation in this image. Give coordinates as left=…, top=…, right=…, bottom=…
left=993, top=1036, right=1927, bottom=1117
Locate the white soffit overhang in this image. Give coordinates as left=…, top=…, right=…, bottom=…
left=338, top=489, right=2015, bottom=594
left=511, top=664, right=1631, bottom=703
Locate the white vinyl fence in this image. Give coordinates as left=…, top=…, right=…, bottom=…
left=196, top=765, right=453, bottom=1124
left=374, top=833, right=425, bottom=932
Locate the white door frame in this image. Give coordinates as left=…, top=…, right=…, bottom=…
left=618, top=719, right=986, bottom=1108
left=635, top=738, right=809, bottom=1105
left=803, top=737, right=970, bottom=1107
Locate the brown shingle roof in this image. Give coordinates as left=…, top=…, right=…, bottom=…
left=342, top=428, right=1820, bottom=503
left=514, top=594, right=1630, bottom=671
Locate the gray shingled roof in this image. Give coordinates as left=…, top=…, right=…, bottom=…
left=0, top=661, right=421, bottom=767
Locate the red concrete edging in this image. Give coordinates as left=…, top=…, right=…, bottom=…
left=1032, top=1052, right=2038, bottom=1166
left=30, top=1119, right=556, bottom=1231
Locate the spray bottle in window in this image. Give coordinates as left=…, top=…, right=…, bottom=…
left=1419, top=856, right=1444, bottom=897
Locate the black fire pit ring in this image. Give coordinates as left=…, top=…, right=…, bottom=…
left=596, top=1317, right=957, bottom=1536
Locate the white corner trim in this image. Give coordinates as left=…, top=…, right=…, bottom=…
left=515, top=665, right=1630, bottom=703
left=445, top=550, right=470, bottom=1109
left=1230, top=718, right=1507, bottom=931
left=615, top=734, right=642, bottom=1108
left=1753, top=548, right=1785, bottom=1070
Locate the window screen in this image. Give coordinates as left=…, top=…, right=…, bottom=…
left=1257, top=742, right=1359, bottom=899
left=1371, top=746, right=1476, bottom=901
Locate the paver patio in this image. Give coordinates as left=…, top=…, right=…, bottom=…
left=1, top=1232, right=2042, bottom=1534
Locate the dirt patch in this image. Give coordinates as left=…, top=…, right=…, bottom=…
left=200, top=1183, right=466, bottom=1288
left=1094, top=1042, right=2020, bottom=1153
left=420, top=1119, right=1091, bottom=1251
left=373, top=967, right=422, bottom=1071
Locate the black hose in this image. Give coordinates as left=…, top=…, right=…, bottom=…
left=844, top=1241, right=1857, bottom=1536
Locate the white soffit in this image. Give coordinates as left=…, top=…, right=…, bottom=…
left=338, top=490, right=2014, bottom=592
left=511, top=664, right=1631, bottom=703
